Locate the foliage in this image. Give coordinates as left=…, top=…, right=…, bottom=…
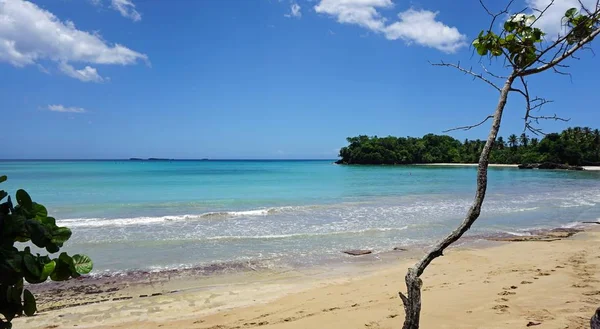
left=337, top=127, right=600, bottom=166
left=0, top=176, right=92, bottom=328
left=472, top=9, right=599, bottom=69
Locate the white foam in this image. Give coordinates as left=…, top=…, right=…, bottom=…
left=503, top=231, right=533, bottom=237
left=59, top=208, right=276, bottom=228
left=205, top=226, right=408, bottom=241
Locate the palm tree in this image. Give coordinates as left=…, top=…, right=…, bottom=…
left=496, top=136, right=505, bottom=150
left=574, top=127, right=583, bottom=142
left=519, top=133, right=529, bottom=148
left=530, top=138, right=539, bottom=148
left=594, top=129, right=600, bottom=162
left=508, top=134, right=518, bottom=149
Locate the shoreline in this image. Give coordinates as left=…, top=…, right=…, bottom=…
left=15, top=225, right=600, bottom=328
left=418, top=163, right=600, bottom=171
left=416, top=163, right=518, bottom=168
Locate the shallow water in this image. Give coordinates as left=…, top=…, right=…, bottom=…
left=2, top=160, right=599, bottom=273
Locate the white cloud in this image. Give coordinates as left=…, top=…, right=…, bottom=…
left=47, top=104, right=87, bottom=113
left=526, top=0, right=599, bottom=38
left=315, top=0, right=392, bottom=31
left=290, top=3, right=302, bottom=18
left=384, top=9, right=467, bottom=53
left=0, top=0, right=147, bottom=79
left=111, top=0, right=141, bottom=22
left=314, top=0, right=466, bottom=53
left=59, top=62, right=104, bottom=83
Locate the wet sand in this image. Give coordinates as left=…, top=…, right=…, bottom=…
left=13, top=226, right=600, bottom=329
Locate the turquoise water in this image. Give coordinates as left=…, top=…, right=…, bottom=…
left=2, top=160, right=600, bottom=273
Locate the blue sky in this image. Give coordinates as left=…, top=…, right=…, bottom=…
left=1, top=0, right=598, bottom=159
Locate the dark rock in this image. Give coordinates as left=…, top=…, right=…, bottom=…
left=393, top=247, right=408, bottom=251
left=518, top=162, right=583, bottom=170
left=343, top=250, right=372, bottom=256
left=518, top=163, right=535, bottom=169
left=591, top=307, right=600, bottom=329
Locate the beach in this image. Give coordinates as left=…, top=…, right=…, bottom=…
left=15, top=226, right=600, bottom=329
left=3, top=160, right=600, bottom=328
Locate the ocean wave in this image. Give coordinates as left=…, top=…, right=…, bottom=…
left=58, top=208, right=281, bottom=228
left=205, top=226, right=409, bottom=241
left=502, top=231, right=533, bottom=237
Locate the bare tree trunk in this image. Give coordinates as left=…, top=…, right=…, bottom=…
left=400, top=74, right=516, bottom=329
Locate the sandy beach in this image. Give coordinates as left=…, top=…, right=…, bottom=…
left=14, top=226, right=600, bottom=329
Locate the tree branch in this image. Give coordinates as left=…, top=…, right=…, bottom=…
left=520, top=24, right=600, bottom=76
left=481, top=63, right=508, bottom=79
left=511, top=76, right=569, bottom=135
left=430, top=61, right=502, bottom=92
left=443, top=115, right=494, bottom=132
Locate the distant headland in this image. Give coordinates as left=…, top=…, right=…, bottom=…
left=336, top=126, right=600, bottom=168
left=129, top=158, right=210, bottom=161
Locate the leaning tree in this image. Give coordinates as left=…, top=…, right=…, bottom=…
left=398, top=1, right=600, bottom=328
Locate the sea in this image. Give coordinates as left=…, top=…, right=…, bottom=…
left=2, top=160, right=599, bottom=274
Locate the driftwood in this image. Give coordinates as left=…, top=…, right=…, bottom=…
left=342, top=250, right=372, bottom=256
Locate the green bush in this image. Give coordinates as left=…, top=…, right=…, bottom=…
left=0, top=175, right=92, bottom=329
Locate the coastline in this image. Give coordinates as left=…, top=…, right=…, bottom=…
left=15, top=225, right=600, bottom=329
left=417, top=163, right=600, bottom=171
left=416, top=163, right=518, bottom=168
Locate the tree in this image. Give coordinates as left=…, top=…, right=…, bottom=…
left=0, top=175, right=92, bottom=328
left=338, top=127, right=600, bottom=166
left=399, top=2, right=600, bottom=328
left=496, top=136, right=505, bottom=150
left=519, top=133, right=529, bottom=147
left=508, top=134, right=519, bottom=149
left=594, top=129, right=600, bottom=162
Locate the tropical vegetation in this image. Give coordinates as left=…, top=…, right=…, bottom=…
left=337, top=127, right=600, bottom=166
left=0, top=175, right=92, bottom=329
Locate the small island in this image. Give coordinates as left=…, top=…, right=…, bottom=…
left=336, top=127, right=600, bottom=167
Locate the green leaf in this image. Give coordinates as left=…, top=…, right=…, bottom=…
left=0, top=175, right=6, bottom=184
left=42, top=216, right=56, bottom=226
left=51, top=226, right=72, bottom=245
left=25, top=219, right=51, bottom=248
left=72, top=254, right=93, bottom=275
left=23, top=253, right=41, bottom=278
left=15, top=190, right=32, bottom=210
left=45, top=243, right=60, bottom=254
left=476, top=45, right=488, bottom=56
left=50, top=254, right=74, bottom=281
left=40, top=260, right=56, bottom=280
left=23, top=289, right=36, bottom=316
left=3, top=251, right=22, bottom=273
left=7, top=285, right=20, bottom=304
left=0, top=191, right=7, bottom=202
left=565, top=7, right=577, bottom=18
left=32, top=203, right=48, bottom=219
